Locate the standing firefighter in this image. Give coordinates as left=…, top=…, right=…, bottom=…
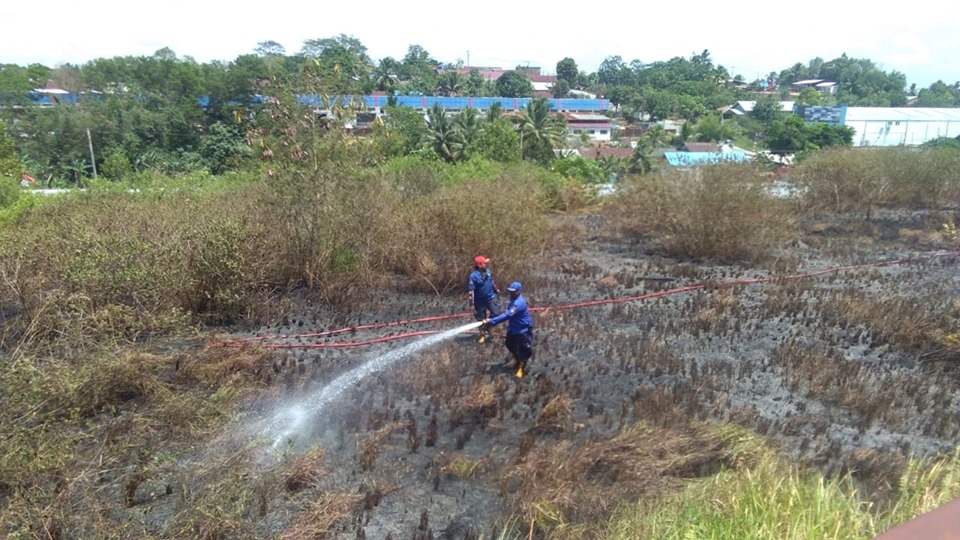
left=482, top=281, right=533, bottom=379
left=468, top=255, right=500, bottom=344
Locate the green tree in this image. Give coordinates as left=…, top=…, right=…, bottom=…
left=454, top=108, right=483, bottom=149
left=551, top=79, right=571, bottom=98
left=424, top=103, right=464, bottom=162
left=495, top=71, right=534, bottom=98
left=467, top=118, right=520, bottom=162
left=374, top=105, right=426, bottom=156
left=766, top=116, right=811, bottom=155
left=255, top=40, right=286, bottom=57
left=629, top=128, right=669, bottom=175
left=693, top=113, right=737, bottom=143
left=485, top=102, right=503, bottom=123
left=796, top=87, right=823, bottom=106
left=517, top=98, right=566, bottom=163
left=199, top=122, right=248, bottom=174
left=917, top=81, right=958, bottom=107
left=0, top=119, right=21, bottom=182
left=556, top=57, right=579, bottom=87
left=752, top=95, right=785, bottom=126
left=436, top=71, right=463, bottom=96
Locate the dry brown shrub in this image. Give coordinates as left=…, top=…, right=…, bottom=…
left=794, top=147, right=960, bottom=216
left=66, top=351, right=168, bottom=416
left=278, top=492, right=364, bottom=540
left=432, top=451, right=490, bottom=480
left=180, top=343, right=278, bottom=388
left=543, top=218, right=588, bottom=253
left=356, top=422, right=404, bottom=472
left=377, top=172, right=548, bottom=294
left=819, top=290, right=960, bottom=365
left=607, top=163, right=796, bottom=262
left=535, top=394, right=574, bottom=432
left=285, top=448, right=328, bottom=493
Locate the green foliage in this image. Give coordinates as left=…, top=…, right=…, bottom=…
left=424, top=104, right=464, bottom=162
left=921, top=137, right=960, bottom=150
left=551, top=156, right=608, bottom=184
left=556, top=58, right=579, bottom=87
left=100, top=148, right=132, bottom=180
left=496, top=71, right=534, bottom=98
left=693, top=113, right=739, bottom=143
left=916, top=81, right=959, bottom=107
left=766, top=116, right=853, bottom=156
left=199, top=122, right=249, bottom=174
left=778, top=54, right=907, bottom=106
left=752, top=95, right=786, bottom=126
left=467, top=118, right=521, bottom=163
left=605, top=449, right=960, bottom=540
left=518, top=99, right=567, bottom=164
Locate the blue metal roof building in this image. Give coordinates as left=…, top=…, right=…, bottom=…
left=663, top=151, right=749, bottom=166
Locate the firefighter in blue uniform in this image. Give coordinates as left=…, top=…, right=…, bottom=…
left=483, top=281, right=533, bottom=379
left=467, top=255, right=500, bottom=343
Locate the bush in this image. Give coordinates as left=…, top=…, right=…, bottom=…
left=610, top=163, right=796, bottom=262
left=794, top=147, right=960, bottom=217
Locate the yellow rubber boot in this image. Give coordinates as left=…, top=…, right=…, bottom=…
left=515, top=366, right=524, bottom=379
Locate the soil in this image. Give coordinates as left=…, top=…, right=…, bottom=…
left=137, top=210, right=960, bottom=539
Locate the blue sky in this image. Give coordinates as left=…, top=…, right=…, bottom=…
left=2, top=0, right=958, bottom=89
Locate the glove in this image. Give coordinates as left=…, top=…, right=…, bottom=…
left=481, top=319, right=490, bottom=328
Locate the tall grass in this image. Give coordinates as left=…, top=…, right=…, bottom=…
left=603, top=449, right=960, bottom=540
left=609, top=163, right=797, bottom=262
left=0, top=159, right=549, bottom=353
left=793, top=147, right=960, bottom=217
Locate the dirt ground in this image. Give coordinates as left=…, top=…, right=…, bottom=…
left=134, top=210, right=960, bottom=539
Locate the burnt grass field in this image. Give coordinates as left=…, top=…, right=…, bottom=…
left=110, top=208, right=960, bottom=540
left=12, top=205, right=959, bottom=540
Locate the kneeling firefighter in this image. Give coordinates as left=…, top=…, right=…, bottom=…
left=482, top=281, right=533, bottom=379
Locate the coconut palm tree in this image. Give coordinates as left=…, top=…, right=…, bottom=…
left=436, top=71, right=463, bottom=97
left=454, top=108, right=483, bottom=147
left=516, top=98, right=566, bottom=163
left=485, top=101, right=503, bottom=123
left=424, top=103, right=464, bottom=162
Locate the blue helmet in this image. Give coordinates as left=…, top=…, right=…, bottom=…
left=507, top=281, right=522, bottom=292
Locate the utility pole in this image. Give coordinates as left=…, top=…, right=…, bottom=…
left=86, top=128, right=98, bottom=179
left=466, top=50, right=470, bottom=68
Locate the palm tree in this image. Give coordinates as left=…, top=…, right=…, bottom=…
left=516, top=98, right=566, bottom=163
left=485, top=101, right=503, bottom=123
left=436, top=72, right=462, bottom=97
left=373, top=59, right=400, bottom=91
left=424, top=103, right=464, bottom=162
left=454, top=108, right=482, bottom=147
left=628, top=126, right=670, bottom=175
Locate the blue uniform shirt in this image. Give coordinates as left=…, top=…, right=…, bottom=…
left=488, top=294, right=532, bottom=335
left=468, top=268, right=497, bottom=304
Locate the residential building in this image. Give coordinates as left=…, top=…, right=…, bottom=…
left=790, top=79, right=839, bottom=95
left=723, top=100, right=796, bottom=117
left=565, top=113, right=618, bottom=142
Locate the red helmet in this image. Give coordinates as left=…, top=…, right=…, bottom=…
left=474, top=255, right=490, bottom=265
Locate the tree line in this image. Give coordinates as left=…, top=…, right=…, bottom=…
left=1, top=35, right=953, bottom=185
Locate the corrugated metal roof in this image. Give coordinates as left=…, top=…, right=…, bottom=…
left=664, top=151, right=748, bottom=166
left=844, top=107, right=960, bottom=122
left=733, top=100, right=796, bottom=113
